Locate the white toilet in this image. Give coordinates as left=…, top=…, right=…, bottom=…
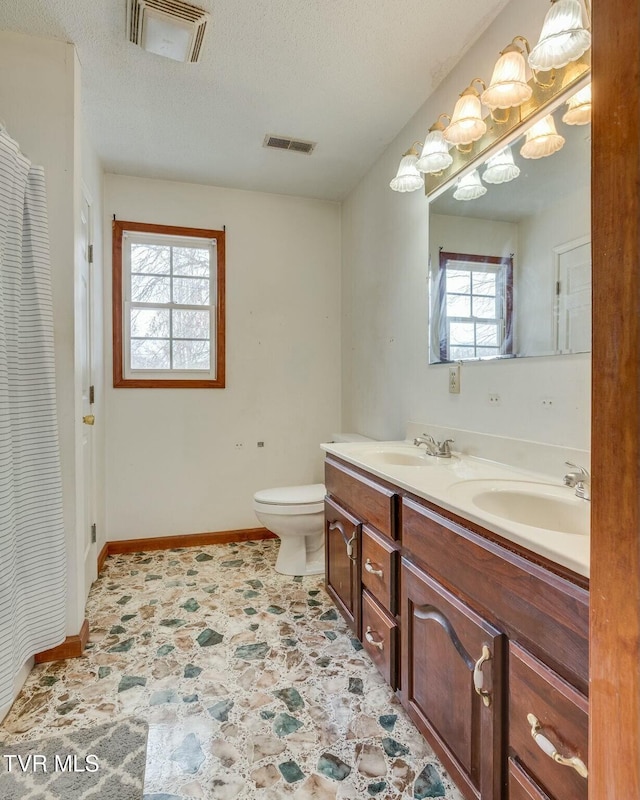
left=253, top=434, right=372, bottom=576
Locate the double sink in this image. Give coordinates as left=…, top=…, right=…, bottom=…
left=322, top=441, right=590, bottom=576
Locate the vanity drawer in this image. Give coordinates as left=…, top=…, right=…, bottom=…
left=362, top=590, right=397, bottom=688
left=325, top=458, right=397, bottom=539
left=509, top=643, right=588, bottom=800
left=361, top=525, right=398, bottom=613
left=508, top=759, right=553, bottom=800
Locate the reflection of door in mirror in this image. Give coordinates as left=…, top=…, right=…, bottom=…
left=554, top=236, right=592, bottom=354
left=436, top=251, right=513, bottom=361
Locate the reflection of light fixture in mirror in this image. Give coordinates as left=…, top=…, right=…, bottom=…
left=390, top=144, right=425, bottom=192
left=453, top=170, right=487, bottom=201
left=481, top=37, right=533, bottom=110
left=444, top=79, right=487, bottom=149
left=483, top=147, right=521, bottom=184
left=416, top=115, right=453, bottom=174
left=562, top=83, right=592, bottom=125
left=520, top=114, right=565, bottom=159
left=529, top=0, right=591, bottom=71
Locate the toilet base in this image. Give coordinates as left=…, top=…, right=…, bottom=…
left=274, top=532, right=325, bottom=576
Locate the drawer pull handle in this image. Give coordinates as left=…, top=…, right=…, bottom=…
left=473, top=645, right=492, bottom=708
left=365, top=558, right=383, bottom=577
left=329, top=520, right=357, bottom=561
left=365, top=627, right=384, bottom=650
left=527, top=713, right=588, bottom=779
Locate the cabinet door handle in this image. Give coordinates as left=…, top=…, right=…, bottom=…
left=364, top=558, right=383, bottom=577
left=472, top=645, right=492, bottom=707
left=365, top=626, right=384, bottom=650
left=328, top=521, right=357, bottom=561
left=527, top=713, right=588, bottom=779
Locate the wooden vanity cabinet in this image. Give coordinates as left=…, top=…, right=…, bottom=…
left=323, top=454, right=589, bottom=800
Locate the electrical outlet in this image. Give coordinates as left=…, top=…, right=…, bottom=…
left=257, top=441, right=265, bottom=447
left=488, top=393, right=501, bottom=405
left=541, top=397, right=554, bottom=408
left=235, top=442, right=244, bottom=449
left=449, top=365, right=460, bottom=394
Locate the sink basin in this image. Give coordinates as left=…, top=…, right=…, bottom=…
left=347, top=444, right=446, bottom=467
left=447, top=479, right=590, bottom=535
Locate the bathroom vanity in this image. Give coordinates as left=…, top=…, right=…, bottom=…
left=322, top=440, right=589, bottom=800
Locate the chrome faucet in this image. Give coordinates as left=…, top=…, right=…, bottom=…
left=413, top=433, right=454, bottom=458
left=563, top=462, right=590, bottom=501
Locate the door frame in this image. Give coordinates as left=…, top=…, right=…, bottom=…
left=590, top=1, right=640, bottom=796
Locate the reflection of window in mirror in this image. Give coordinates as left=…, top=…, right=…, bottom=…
left=438, top=251, right=513, bottom=361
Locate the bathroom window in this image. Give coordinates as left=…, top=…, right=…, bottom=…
left=113, top=221, right=225, bottom=388
left=438, top=251, right=513, bottom=361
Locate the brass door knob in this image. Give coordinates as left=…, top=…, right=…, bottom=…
left=82, top=414, right=95, bottom=426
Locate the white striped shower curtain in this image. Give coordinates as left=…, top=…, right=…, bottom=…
left=0, top=128, right=66, bottom=716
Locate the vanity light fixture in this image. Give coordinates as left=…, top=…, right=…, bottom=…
left=389, top=143, right=425, bottom=192
left=562, top=83, right=592, bottom=125
left=483, top=146, right=521, bottom=184
left=481, top=37, right=533, bottom=111
left=444, top=80, right=487, bottom=150
left=416, top=115, right=453, bottom=174
left=528, top=0, right=591, bottom=71
left=453, top=169, right=487, bottom=201
left=520, top=114, right=565, bottom=159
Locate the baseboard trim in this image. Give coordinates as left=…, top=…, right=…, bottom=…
left=34, top=619, right=90, bottom=664
left=105, top=527, right=275, bottom=556
left=97, top=542, right=109, bottom=574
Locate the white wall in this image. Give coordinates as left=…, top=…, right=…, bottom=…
left=104, top=175, right=341, bottom=541
left=0, top=31, right=87, bottom=635
left=341, top=0, right=591, bottom=450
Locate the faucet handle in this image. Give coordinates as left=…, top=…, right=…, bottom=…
left=438, top=439, right=454, bottom=457
left=564, top=461, right=589, bottom=478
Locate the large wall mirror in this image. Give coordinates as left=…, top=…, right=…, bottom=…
left=428, top=80, right=591, bottom=364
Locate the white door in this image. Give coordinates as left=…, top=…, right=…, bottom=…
left=555, top=236, right=592, bottom=354
left=80, top=193, right=97, bottom=598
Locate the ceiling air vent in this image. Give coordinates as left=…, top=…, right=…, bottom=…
left=128, top=0, right=210, bottom=63
left=263, top=135, right=317, bottom=155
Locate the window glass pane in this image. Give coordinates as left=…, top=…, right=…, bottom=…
left=131, top=244, right=170, bottom=275
left=472, top=296, right=496, bottom=319
left=173, top=277, right=210, bottom=305
left=131, top=339, right=170, bottom=370
left=476, top=347, right=500, bottom=357
left=472, top=271, right=496, bottom=296
left=173, top=246, right=211, bottom=277
left=449, top=346, right=476, bottom=359
left=173, top=340, right=211, bottom=370
left=131, top=308, right=170, bottom=338
left=450, top=322, right=475, bottom=345
left=131, top=275, right=171, bottom=303
left=446, top=294, right=470, bottom=317
left=173, top=309, right=210, bottom=340
left=476, top=323, right=499, bottom=346
left=446, top=269, right=471, bottom=294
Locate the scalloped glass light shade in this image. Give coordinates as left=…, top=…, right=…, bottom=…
left=390, top=154, right=424, bottom=192
left=481, top=50, right=533, bottom=110
left=520, top=115, right=565, bottom=159
left=562, top=84, right=592, bottom=125
left=444, top=93, right=487, bottom=146
left=416, top=130, right=453, bottom=174
left=529, top=0, right=591, bottom=71
left=453, top=170, right=487, bottom=201
left=483, top=147, right=521, bottom=184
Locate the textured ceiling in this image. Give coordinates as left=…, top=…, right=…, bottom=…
left=0, top=0, right=510, bottom=200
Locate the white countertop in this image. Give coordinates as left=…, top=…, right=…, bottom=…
left=321, top=440, right=590, bottom=579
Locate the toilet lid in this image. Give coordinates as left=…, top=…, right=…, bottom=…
left=254, top=483, right=326, bottom=506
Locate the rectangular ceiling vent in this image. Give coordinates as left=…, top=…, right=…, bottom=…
left=128, top=0, right=210, bottom=63
left=263, top=135, right=317, bottom=155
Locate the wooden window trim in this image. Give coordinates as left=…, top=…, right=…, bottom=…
left=112, top=220, right=225, bottom=388
left=438, top=250, right=514, bottom=362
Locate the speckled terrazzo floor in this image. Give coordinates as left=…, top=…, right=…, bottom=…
left=1, top=540, right=463, bottom=800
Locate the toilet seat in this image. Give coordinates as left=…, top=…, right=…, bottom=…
left=253, top=483, right=325, bottom=516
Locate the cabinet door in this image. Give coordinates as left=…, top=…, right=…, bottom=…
left=325, top=497, right=361, bottom=634
left=401, top=558, right=505, bottom=800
